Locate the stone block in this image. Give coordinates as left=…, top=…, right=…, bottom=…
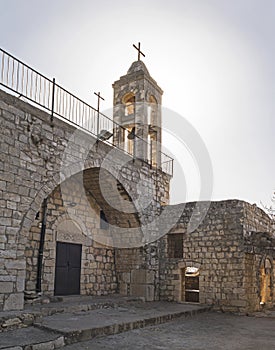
left=131, top=269, right=146, bottom=284
left=2, top=317, right=22, bottom=328
left=121, top=272, right=131, bottom=283
left=53, top=336, right=65, bottom=349
left=31, top=341, right=54, bottom=350
left=0, top=281, right=14, bottom=294
left=16, top=277, right=25, bottom=292
left=5, top=259, right=26, bottom=270
left=1, top=217, right=12, bottom=226
left=131, top=269, right=155, bottom=284
left=130, top=283, right=155, bottom=301
left=145, top=285, right=155, bottom=301
left=119, top=282, right=128, bottom=295
left=230, top=299, right=247, bottom=307
left=3, top=292, right=24, bottom=311
left=0, top=180, right=6, bottom=190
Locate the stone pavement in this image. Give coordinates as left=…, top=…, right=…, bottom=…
left=1, top=295, right=274, bottom=350
left=63, top=311, right=275, bottom=350
left=0, top=296, right=210, bottom=349
left=0, top=295, right=142, bottom=332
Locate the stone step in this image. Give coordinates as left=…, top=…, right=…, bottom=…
left=0, top=327, right=64, bottom=350
left=0, top=295, right=141, bottom=332
left=36, top=302, right=210, bottom=346
left=0, top=302, right=211, bottom=349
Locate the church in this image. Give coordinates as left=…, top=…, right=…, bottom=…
left=0, top=45, right=274, bottom=314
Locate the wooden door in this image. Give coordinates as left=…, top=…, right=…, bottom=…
left=54, top=242, right=82, bottom=296
left=185, top=271, right=199, bottom=303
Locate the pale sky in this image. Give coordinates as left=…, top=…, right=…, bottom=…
left=0, top=0, right=274, bottom=209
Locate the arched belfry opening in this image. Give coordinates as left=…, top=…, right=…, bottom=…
left=148, top=95, right=157, bottom=126
left=112, top=59, right=163, bottom=167
left=148, top=95, right=160, bottom=167
left=123, top=92, right=135, bottom=117
left=115, top=92, right=136, bottom=155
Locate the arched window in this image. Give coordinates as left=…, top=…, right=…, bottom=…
left=168, top=233, right=183, bottom=258
left=120, top=93, right=136, bottom=155
left=122, top=93, right=135, bottom=117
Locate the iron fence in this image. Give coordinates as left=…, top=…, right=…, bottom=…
left=0, top=48, right=173, bottom=176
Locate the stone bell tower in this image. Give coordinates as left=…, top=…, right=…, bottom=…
left=112, top=44, right=163, bottom=168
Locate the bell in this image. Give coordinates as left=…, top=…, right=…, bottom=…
left=127, top=127, right=135, bottom=140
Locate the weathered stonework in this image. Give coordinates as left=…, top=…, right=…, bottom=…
left=112, top=60, right=163, bottom=168
left=25, top=182, right=117, bottom=296
left=160, top=200, right=275, bottom=313
left=1, top=55, right=274, bottom=315
left=0, top=88, right=170, bottom=311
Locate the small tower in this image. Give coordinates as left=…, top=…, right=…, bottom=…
left=112, top=54, right=163, bottom=168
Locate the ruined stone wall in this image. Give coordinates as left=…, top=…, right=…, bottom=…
left=242, top=202, right=273, bottom=235
left=160, top=200, right=274, bottom=313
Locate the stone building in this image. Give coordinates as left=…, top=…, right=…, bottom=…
left=0, top=48, right=274, bottom=313
left=160, top=200, right=275, bottom=313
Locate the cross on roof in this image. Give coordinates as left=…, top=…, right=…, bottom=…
left=133, top=42, right=145, bottom=61
left=94, top=91, right=105, bottom=112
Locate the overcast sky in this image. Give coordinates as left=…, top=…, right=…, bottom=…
left=0, top=0, right=274, bottom=209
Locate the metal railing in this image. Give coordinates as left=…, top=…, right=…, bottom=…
left=0, top=48, right=173, bottom=176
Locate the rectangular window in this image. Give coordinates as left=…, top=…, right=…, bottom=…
left=168, top=233, right=183, bottom=258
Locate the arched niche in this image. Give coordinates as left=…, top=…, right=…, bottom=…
left=56, top=218, right=90, bottom=245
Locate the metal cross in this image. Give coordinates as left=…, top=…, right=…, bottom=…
left=94, top=91, right=105, bottom=112
left=133, top=42, right=145, bottom=61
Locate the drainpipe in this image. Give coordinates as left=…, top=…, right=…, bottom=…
left=36, top=198, right=48, bottom=293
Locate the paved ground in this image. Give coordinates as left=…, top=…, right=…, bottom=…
left=63, top=311, right=275, bottom=350
left=1, top=297, right=274, bottom=350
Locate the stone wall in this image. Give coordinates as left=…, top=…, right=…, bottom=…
left=115, top=243, right=161, bottom=301
left=2, top=86, right=273, bottom=313
left=0, top=89, right=170, bottom=310
left=160, top=200, right=274, bottom=313
left=25, top=178, right=117, bottom=296
left=242, top=202, right=273, bottom=234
